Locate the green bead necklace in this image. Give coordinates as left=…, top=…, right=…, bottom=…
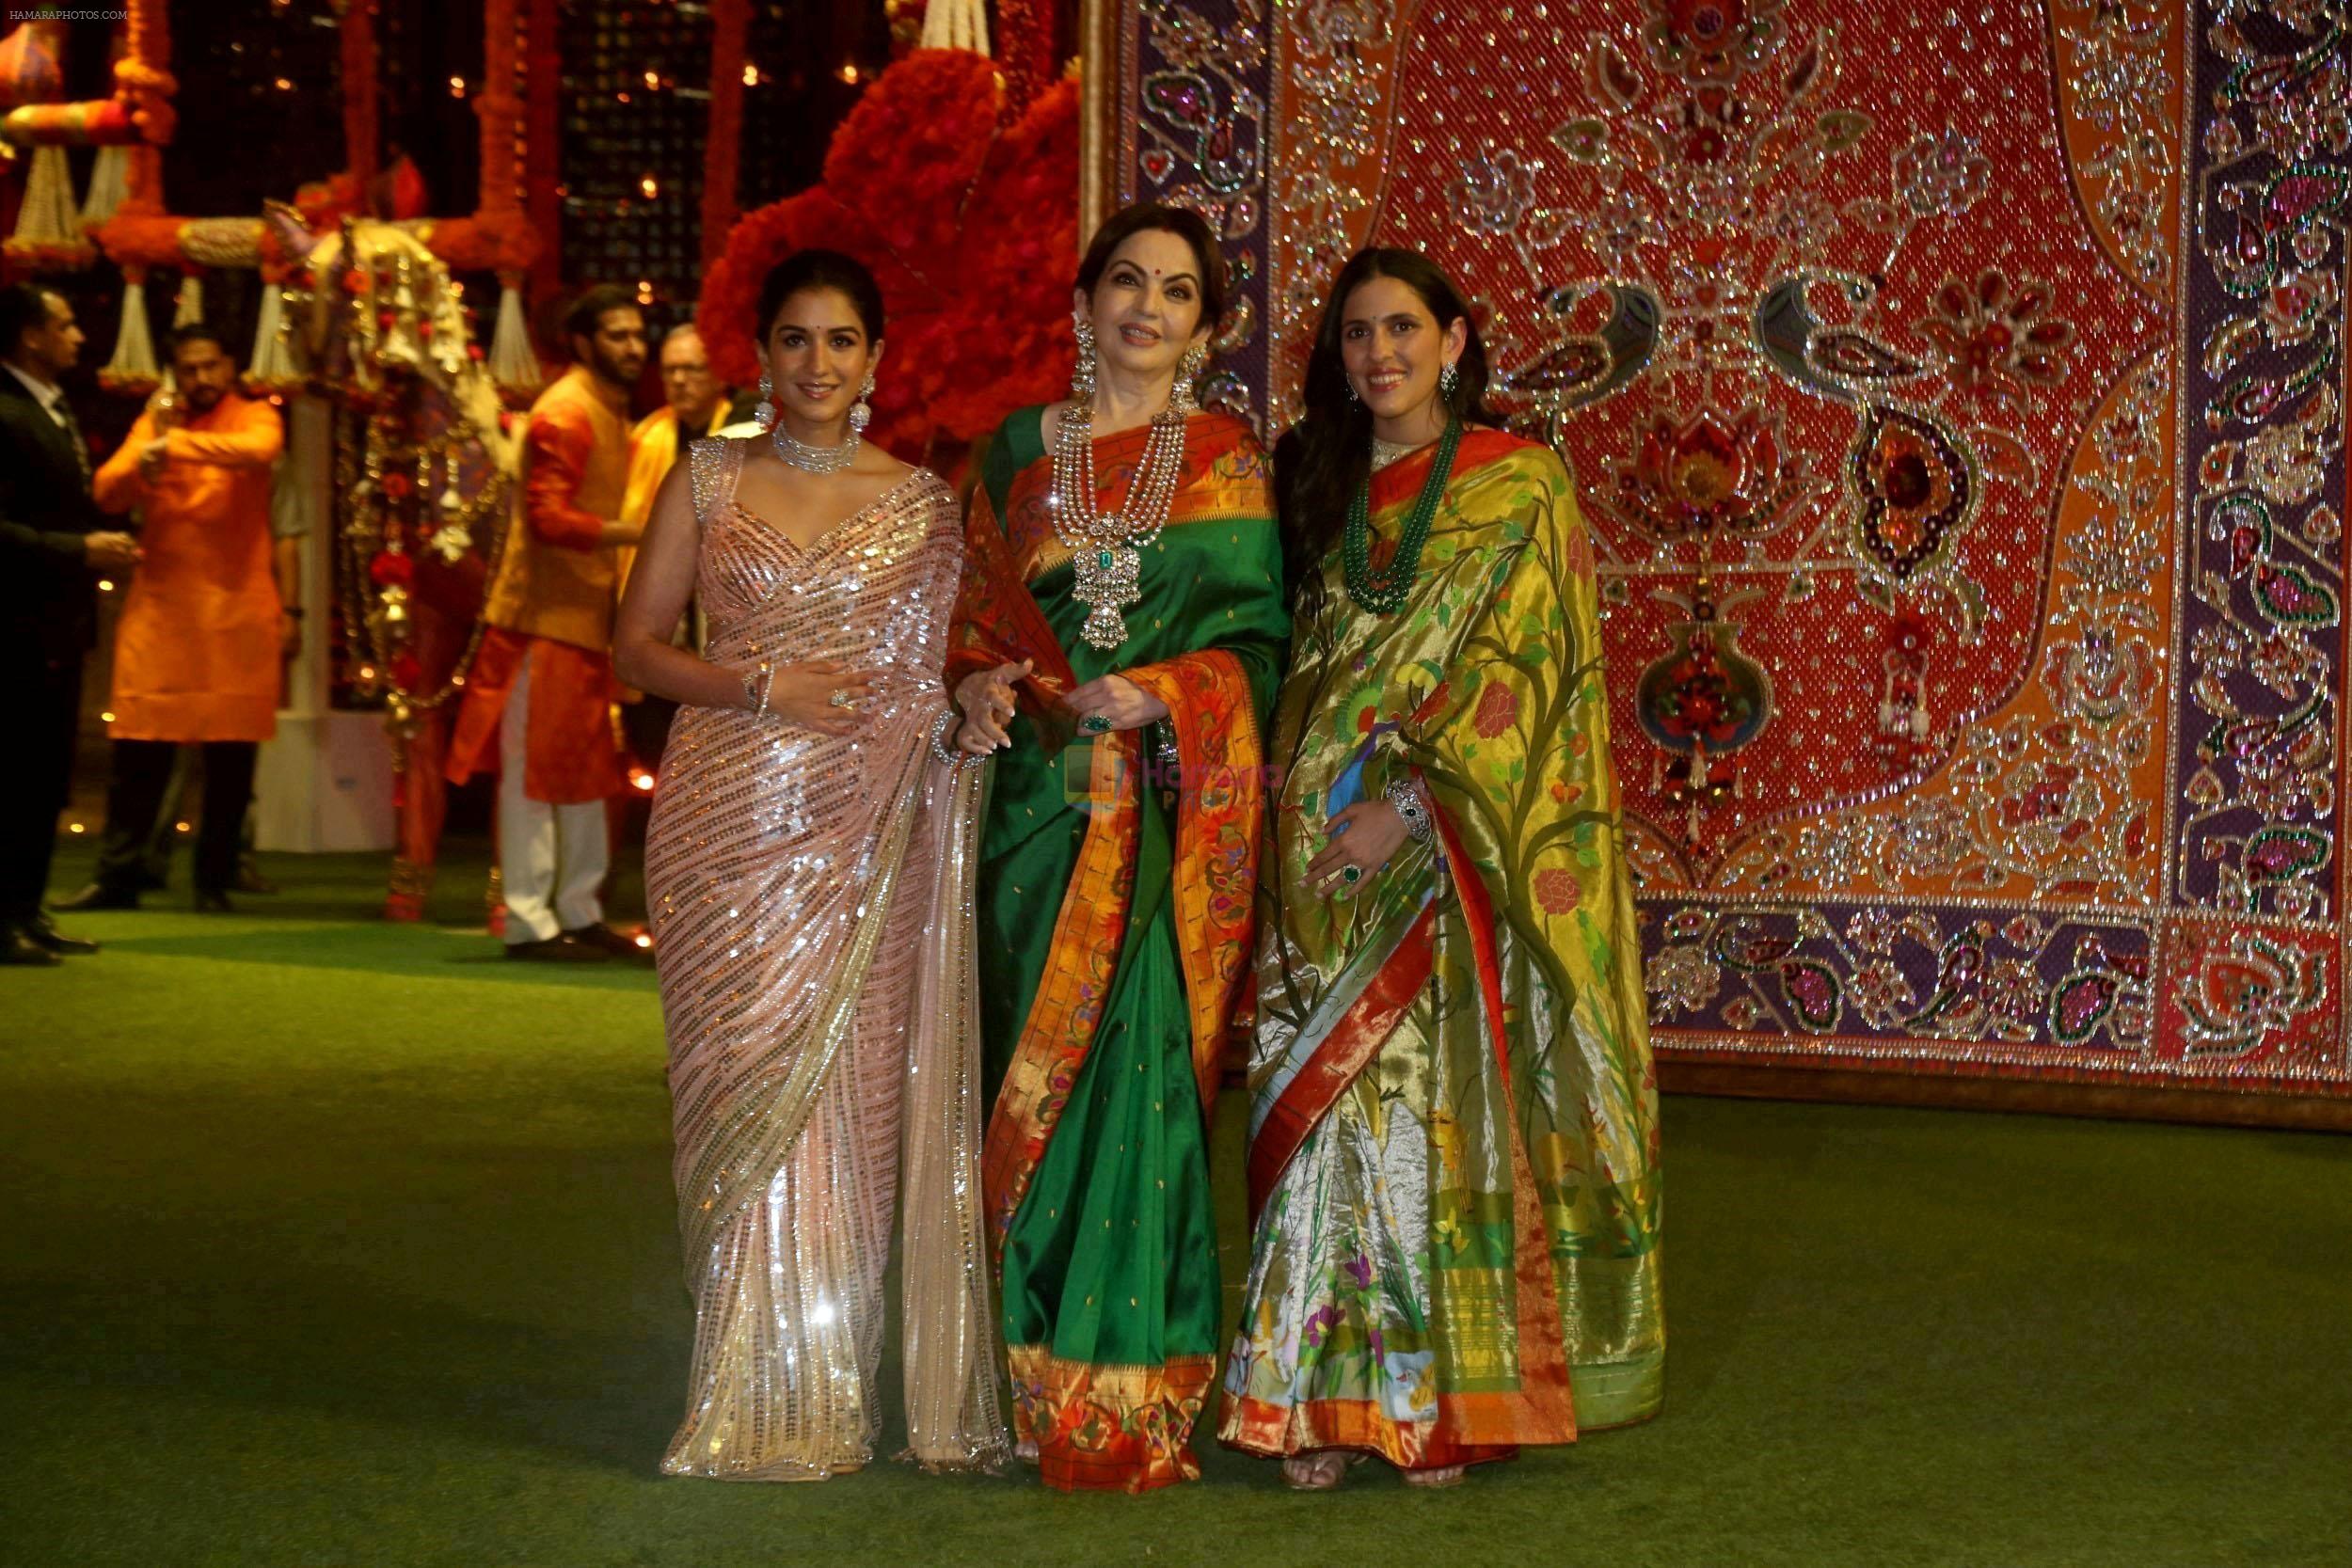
left=1343, top=417, right=1461, bottom=615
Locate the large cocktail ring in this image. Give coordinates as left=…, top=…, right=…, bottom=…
left=1340, top=864, right=1362, bottom=884
left=827, top=689, right=851, bottom=708
left=1080, top=714, right=1111, bottom=734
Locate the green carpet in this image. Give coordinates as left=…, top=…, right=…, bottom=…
left=3, top=846, right=2347, bottom=1568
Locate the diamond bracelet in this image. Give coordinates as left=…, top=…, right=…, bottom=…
left=1384, top=776, right=1434, bottom=843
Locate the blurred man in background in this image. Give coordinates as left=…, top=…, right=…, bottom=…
left=0, top=283, right=132, bottom=964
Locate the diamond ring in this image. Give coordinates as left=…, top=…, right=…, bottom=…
left=1080, top=714, right=1111, bottom=734
left=827, top=689, right=851, bottom=708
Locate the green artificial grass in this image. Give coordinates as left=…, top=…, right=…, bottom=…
left=3, top=844, right=2347, bottom=1567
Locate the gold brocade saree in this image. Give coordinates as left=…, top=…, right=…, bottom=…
left=1219, top=432, right=1664, bottom=1469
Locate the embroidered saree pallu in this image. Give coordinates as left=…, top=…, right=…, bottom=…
left=1222, top=432, right=1664, bottom=1470
left=950, top=406, right=1288, bottom=1493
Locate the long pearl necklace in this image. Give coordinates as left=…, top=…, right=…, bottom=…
left=1047, top=400, right=1189, bottom=651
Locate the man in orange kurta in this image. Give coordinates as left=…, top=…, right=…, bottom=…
left=445, top=285, right=645, bottom=961
left=58, top=326, right=287, bottom=912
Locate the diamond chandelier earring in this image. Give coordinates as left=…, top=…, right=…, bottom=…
left=1173, top=343, right=1206, bottom=413
left=848, top=370, right=874, bottom=436
left=754, top=372, right=777, bottom=430
left=1070, top=311, right=1098, bottom=404
left=1439, top=359, right=1460, bottom=399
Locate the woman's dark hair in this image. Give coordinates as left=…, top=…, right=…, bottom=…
left=754, top=249, right=885, bottom=344
left=1276, top=246, right=1494, bottom=617
left=1075, top=201, right=1227, bottom=333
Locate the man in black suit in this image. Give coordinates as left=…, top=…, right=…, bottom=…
left=0, top=282, right=138, bottom=966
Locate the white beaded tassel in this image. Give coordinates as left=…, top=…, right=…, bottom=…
left=9, top=146, right=81, bottom=249
left=105, top=275, right=160, bottom=384
left=173, top=273, right=204, bottom=327
left=488, top=278, right=544, bottom=396
left=248, top=276, right=300, bottom=385
left=78, top=143, right=129, bottom=226
left=918, top=0, right=990, bottom=55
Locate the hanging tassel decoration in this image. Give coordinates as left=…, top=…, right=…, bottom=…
left=101, top=265, right=161, bottom=395
left=918, top=0, right=989, bottom=55
left=487, top=274, right=544, bottom=397
left=248, top=274, right=302, bottom=389
left=78, top=142, right=129, bottom=226
left=172, top=272, right=204, bottom=326
left=4, top=144, right=94, bottom=269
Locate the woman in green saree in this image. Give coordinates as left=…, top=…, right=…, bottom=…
left=946, top=203, right=1288, bottom=1493
left=1218, top=248, right=1663, bottom=1489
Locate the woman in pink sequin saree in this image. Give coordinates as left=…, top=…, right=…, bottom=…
left=613, top=251, right=1008, bottom=1481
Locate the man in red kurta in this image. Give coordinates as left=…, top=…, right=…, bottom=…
left=445, top=285, right=645, bottom=961
left=57, top=326, right=288, bottom=912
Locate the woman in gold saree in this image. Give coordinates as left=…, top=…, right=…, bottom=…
left=1218, top=248, right=1663, bottom=1488
left=946, top=204, right=1288, bottom=1492
left=614, top=250, right=1006, bottom=1480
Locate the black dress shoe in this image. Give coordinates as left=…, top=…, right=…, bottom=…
left=22, top=917, right=98, bottom=956
left=0, top=927, right=61, bottom=966
left=51, top=883, right=139, bottom=912
left=505, top=933, right=609, bottom=962
left=192, top=890, right=234, bottom=914
left=564, top=922, right=652, bottom=961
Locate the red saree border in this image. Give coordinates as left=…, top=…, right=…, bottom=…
left=1367, top=427, right=1533, bottom=515
left=1007, top=1346, right=1217, bottom=1494
left=1246, top=903, right=1438, bottom=1221
left=945, top=480, right=1077, bottom=704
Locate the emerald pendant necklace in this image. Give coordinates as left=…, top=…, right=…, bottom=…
left=1343, top=418, right=1461, bottom=615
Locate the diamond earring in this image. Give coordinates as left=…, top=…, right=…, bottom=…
left=1070, top=312, right=1097, bottom=404
left=1173, top=344, right=1206, bottom=413
left=848, top=370, right=875, bottom=435
left=754, top=372, right=777, bottom=430
left=1440, top=360, right=1460, bottom=398
left=1343, top=376, right=1361, bottom=404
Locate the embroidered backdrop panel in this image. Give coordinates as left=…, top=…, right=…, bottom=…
left=1110, top=0, right=2351, bottom=1102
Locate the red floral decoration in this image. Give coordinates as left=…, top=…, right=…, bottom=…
left=1473, top=680, right=1521, bottom=738
left=701, top=0, right=751, bottom=270
left=697, top=53, right=1080, bottom=466
left=1534, top=867, right=1582, bottom=915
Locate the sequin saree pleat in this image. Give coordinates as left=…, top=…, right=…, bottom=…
left=647, top=436, right=1008, bottom=1481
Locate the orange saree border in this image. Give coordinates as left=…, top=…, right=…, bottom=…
left=1219, top=1391, right=1520, bottom=1472
left=1120, top=647, right=1265, bottom=1117
left=1007, top=1347, right=1217, bottom=1494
